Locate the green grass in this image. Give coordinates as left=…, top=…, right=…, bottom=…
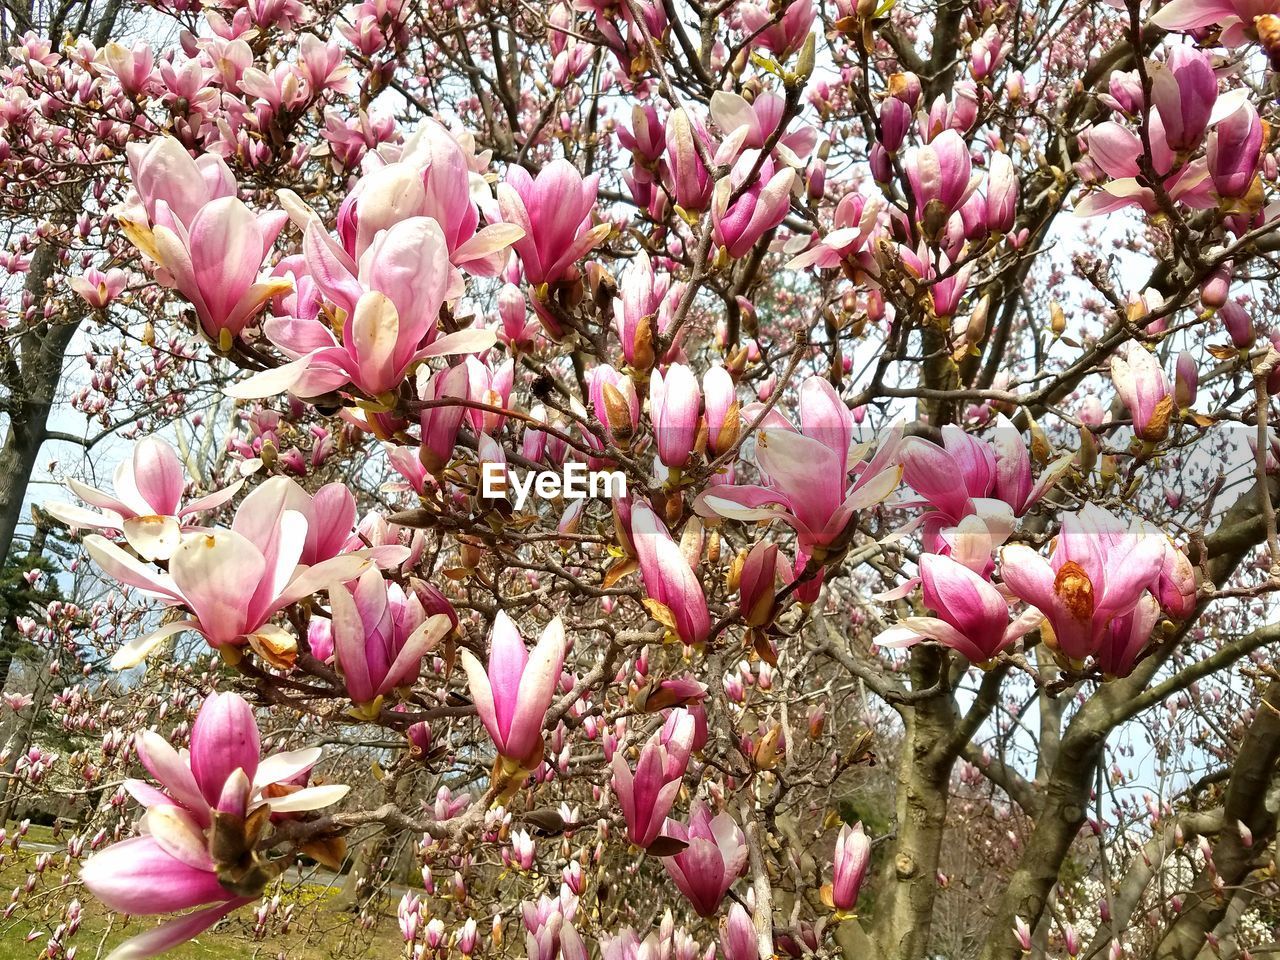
left=0, top=824, right=407, bottom=959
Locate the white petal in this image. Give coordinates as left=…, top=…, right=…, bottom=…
left=42, top=501, right=120, bottom=530
left=263, top=783, right=349, bottom=812
left=253, top=747, right=322, bottom=789
left=111, top=620, right=198, bottom=670
left=123, top=516, right=183, bottom=561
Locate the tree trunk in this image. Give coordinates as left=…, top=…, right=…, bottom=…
left=327, top=832, right=385, bottom=911
left=872, top=646, right=959, bottom=960
left=1153, top=680, right=1280, bottom=960
left=976, top=725, right=1104, bottom=960
left=0, top=244, right=82, bottom=568
left=0, top=416, right=51, bottom=569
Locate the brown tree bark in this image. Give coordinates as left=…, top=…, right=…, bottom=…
left=869, top=668, right=957, bottom=959
left=0, top=236, right=84, bottom=572
left=1152, top=680, right=1280, bottom=960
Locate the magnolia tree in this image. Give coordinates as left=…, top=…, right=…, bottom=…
left=3, top=0, right=1280, bottom=957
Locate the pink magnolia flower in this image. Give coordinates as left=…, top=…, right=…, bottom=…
left=354, top=512, right=429, bottom=576
left=70, top=267, right=127, bottom=308
left=525, top=900, right=584, bottom=960
left=148, top=196, right=290, bottom=347
left=127, top=691, right=346, bottom=822
left=879, top=97, right=912, bottom=152
left=81, top=837, right=253, bottom=960
left=1101, top=70, right=1143, bottom=114
left=327, top=569, right=453, bottom=712
left=665, top=109, right=716, bottom=212
left=1208, top=101, right=1264, bottom=199
left=897, top=418, right=1071, bottom=555
left=969, top=25, right=1009, bottom=81
left=509, top=829, right=537, bottom=870
left=460, top=611, right=567, bottom=769
left=736, top=0, right=814, bottom=58
left=649, top=363, right=702, bottom=469
left=82, top=692, right=346, bottom=960
left=738, top=541, right=780, bottom=627
left=383, top=440, right=430, bottom=495
left=1111, top=341, right=1174, bottom=442
left=418, top=363, right=473, bottom=476
left=711, top=157, right=796, bottom=259
left=234, top=476, right=407, bottom=570
left=900, top=428, right=996, bottom=524
left=1000, top=505, right=1169, bottom=663
left=921, top=83, right=980, bottom=138
left=465, top=356, right=515, bottom=437
left=620, top=102, right=665, bottom=166
left=307, top=615, right=336, bottom=663
left=458, top=917, right=479, bottom=954
left=641, top=675, right=709, bottom=714
left=874, top=553, right=1042, bottom=663
left=601, top=929, right=642, bottom=960
left=239, top=62, right=308, bottom=113
left=1176, top=351, right=1199, bottom=411
left=587, top=364, right=641, bottom=462
left=98, top=40, right=155, bottom=96
left=619, top=103, right=665, bottom=210
left=497, top=283, right=541, bottom=352
left=984, top=152, right=1018, bottom=235
left=497, top=159, right=610, bottom=286
left=122, top=136, right=237, bottom=232
left=81, top=478, right=373, bottom=669
left=785, top=191, right=888, bottom=272
left=894, top=243, right=974, bottom=318
left=904, top=130, right=981, bottom=230
left=1152, top=537, right=1197, bottom=619
left=703, top=365, right=740, bottom=458
left=660, top=802, right=748, bottom=917
left=805, top=150, right=826, bottom=197
left=154, top=60, right=217, bottom=117
left=1151, top=47, right=1218, bottom=152
left=710, top=90, right=818, bottom=164
left=613, top=251, right=685, bottom=367
left=722, top=904, right=757, bottom=960
left=1220, top=300, right=1254, bottom=348
left=246, top=0, right=306, bottom=32
left=337, top=0, right=404, bottom=56
left=44, top=436, right=243, bottom=561
left=321, top=109, right=397, bottom=169
left=2, top=693, right=33, bottom=711
left=399, top=894, right=422, bottom=943
left=548, top=3, right=593, bottom=87
left=340, top=120, right=520, bottom=273
left=298, top=34, right=357, bottom=95
left=831, top=822, right=872, bottom=912
left=1092, top=595, right=1161, bottom=678
left=629, top=499, right=711, bottom=645
left=611, top=709, right=696, bottom=848
left=1074, top=117, right=1218, bottom=217
left=988, top=417, right=1068, bottom=516
left=119, top=145, right=289, bottom=348
left=1150, top=0, right=1280, bottom=47
left=573, top=0, right=666, bottom=76
left=228, top=216, right=495, bottom=400
left=695, top=376, right=902, bottom=560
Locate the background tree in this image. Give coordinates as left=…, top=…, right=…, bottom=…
left=1, top=1, right=1279, bottom=960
